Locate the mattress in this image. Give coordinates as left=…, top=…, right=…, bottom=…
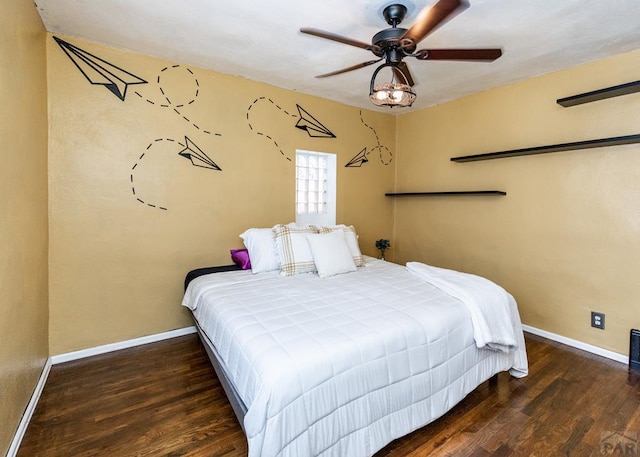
left=182, top=258, right=528, bottom=457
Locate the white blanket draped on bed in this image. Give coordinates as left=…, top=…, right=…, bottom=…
left=183, top=258, right=528, bottom=457
left=406, top=262, right=517, bottom=352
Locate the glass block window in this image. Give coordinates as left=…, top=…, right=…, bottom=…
left=295, top=150, right=336, bottom=226
left=297, top=153, right=327, bottom=215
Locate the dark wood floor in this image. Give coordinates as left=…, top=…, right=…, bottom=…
left=18, top=333, right=640, bottom=457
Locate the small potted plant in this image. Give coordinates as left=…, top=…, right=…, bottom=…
left=375, top=239, right=390, bottom=260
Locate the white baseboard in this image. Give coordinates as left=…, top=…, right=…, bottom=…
left=6, top=358, right=52, bottom=457
left=522, top=324, right=628, bottom=365
left=51, top=326, right=197, bottom=365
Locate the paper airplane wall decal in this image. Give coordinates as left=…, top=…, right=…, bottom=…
left=345, top=148, right=369, bottom=167
left=295, top=105, right=336, bottom=138
left=53, top=36, right=147, bottom=101
left=178, top=136, right=221, bottom=170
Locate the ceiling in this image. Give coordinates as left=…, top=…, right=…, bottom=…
left=35, top=0, right=640, bottom=113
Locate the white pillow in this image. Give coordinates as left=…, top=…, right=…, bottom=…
left=319, top=225, right=364, bottom=267
left=239, top=228, right=279, bottom=274
left=273, top=224, right=319, bottom=276
left=306, top=231, right=357, bottom=278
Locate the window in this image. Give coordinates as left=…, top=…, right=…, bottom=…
left=295, top=150, right=336, bottom=227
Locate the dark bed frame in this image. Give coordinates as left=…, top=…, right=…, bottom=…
left=184, top=265, right=248, bottom=430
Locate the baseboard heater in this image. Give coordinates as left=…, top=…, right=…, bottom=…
left=630, top=329, right=640, bottom=371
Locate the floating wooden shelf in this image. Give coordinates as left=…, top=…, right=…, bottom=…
left=450, top=134, right=640, bottom=163
left=557, top=80, right=640, bottom=107
left=385, top=191, right=506, bottom=197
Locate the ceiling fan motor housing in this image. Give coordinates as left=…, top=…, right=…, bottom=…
left=372, top=27, right=415, bottom=61
left=373, top=4, right=416, bottom=61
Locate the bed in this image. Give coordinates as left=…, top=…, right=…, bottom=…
left=182, top=254, right=528, bottom=457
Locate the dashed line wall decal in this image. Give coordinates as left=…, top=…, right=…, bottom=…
left=53, top=36, right=147, bottom=101
left=247, top=97, right=336, bottom=161
left=53, top=36, right=225, bottom=212
left=360, top=110, right=393, bottom=165
left=131, top=136, right=221, bottom=211
left=247, top=97, right=297, bottom=161
left=133, top=64, right=222, bottom=136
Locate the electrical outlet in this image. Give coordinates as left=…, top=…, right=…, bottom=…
left=591, top=311, right=605, bottom=330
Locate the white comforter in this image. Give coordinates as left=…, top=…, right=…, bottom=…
left=182, top=258, right=528, bottom=457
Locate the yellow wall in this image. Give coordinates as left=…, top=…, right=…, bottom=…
left=395, top=49, right=640, bottom=355
left=46, top=34, right=640, bottom=357
left=0, top=0, right=49, bottom=454
left=47, top=36, right=396, bottom=354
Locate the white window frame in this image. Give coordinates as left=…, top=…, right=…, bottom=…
left=295, top=150, right=336, bottom=227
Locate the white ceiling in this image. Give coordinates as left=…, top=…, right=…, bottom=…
left=35, top=0, right=640, bottom=113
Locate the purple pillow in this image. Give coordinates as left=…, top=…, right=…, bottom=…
left=230, top=248, right=251, bottom=270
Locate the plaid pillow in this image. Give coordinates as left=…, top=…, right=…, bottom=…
left=273, top=224, right=320, bottom=276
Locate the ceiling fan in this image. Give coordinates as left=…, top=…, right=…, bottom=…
left=300, top=0, right=502, bottom=107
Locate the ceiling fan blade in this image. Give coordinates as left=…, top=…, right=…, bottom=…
left=415, top=48, right=502, bottom=61
left=394, top=62, right=415, bottom=86
left=400, top=0, right=469, bottom=49
left=315, top=59, right=383, bottom=78
left=300, top=28, right=381, bottom=53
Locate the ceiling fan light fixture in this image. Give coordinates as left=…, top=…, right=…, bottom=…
left=369, top=63, right=416, bottom=108
left=370, top=82, right=416, bottom=107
